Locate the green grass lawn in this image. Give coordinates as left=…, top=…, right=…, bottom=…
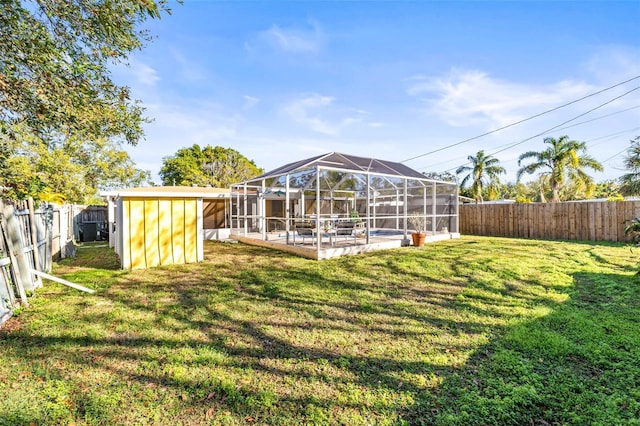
left=0, top=237, right=638, bottom=425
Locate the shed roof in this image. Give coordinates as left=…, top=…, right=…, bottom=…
left=102, top=186, right=230, bottom=199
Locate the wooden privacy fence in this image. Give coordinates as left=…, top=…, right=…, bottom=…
left=0, top=199, right=78, bottom=326
left=459, top=200, right=640, bottom=242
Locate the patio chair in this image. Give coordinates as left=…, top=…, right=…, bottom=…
left=335, top=221, right=357, bottom=244
left=293, top=221, right=315, bottom=245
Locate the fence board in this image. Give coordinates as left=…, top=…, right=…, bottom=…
left=0, top=200, right=95, bottom=326
left=460, top=200, right=640, bottom=242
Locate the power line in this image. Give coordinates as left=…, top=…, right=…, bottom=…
left=542, top=105, right=639, bottom=134
left=602, top=147, right=630, bottom=164
left=421, top=106, right=640, bottom=169
left=587, top=127, right=640, bottom=146
left=468, top=103, right=640, bottom=158
left=401, top=74, right=640, bottom=163
left=440, top=85, right=640, bottom=174
left=422, top=126, right=640, bottom=173
left=489, top=86, right=639, bottom=157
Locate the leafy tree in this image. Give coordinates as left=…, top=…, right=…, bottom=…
left=160, top=145, right=264, bottom=187
left=0, top=144, right=45, bottom=200
left=619, top=136, right=640, bottom=196
left=592, top=180, right=623, bottom=200
left=423, top=171, right=457, bottom=182
left=499, top=181, right=532, bottom=203
left=63, top=135, right=151, bottom=193
left=0, top=0, right=172, bottom=202
left=517, top=136, right=603, bottom=202
left=456, top=150, right=505, bottom=203
left=0, top=124, right=149, bottom=203
left=0, top=0, right=174, bottom=143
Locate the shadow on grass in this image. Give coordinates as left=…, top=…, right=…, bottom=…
left=1, top=239, right=638, bottom=425
left=415, top=269, right=640, bottom=425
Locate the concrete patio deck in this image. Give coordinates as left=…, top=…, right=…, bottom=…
left=231, top=229, right=460, bottom=260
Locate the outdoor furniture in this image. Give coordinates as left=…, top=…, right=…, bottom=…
left=335, top=221, right=357, bottom=244
left=314, top=227, right=337, bottom=246
left=293, top=221, right=315, bottom=245
left=268, top=218, right=286, bottom=232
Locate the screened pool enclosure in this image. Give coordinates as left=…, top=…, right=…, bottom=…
left=230, top=152, right=459, bottom=259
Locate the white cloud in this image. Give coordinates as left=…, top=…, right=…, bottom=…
left=243, top=95, right=260, bottom=110
left=128, top=60, right=160, bottom=87
left=169, top=48, right=208, bottom=82
left=582, top=45, right=640, bottom=83
left=128, top=101, right=242, bottom=180
left=407, top=68, right=594, bottom=128
left=256, top=21, right=324, bottom=54
left=282, top=93, right=364, bottom=135
left=283, top=94, right=337, bottom=134
left=150, top=102, right=239, bottom=143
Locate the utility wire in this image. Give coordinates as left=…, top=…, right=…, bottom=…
left=416, top=118, right=639, bottom=172
left=489, top=86, right=639, bottom=157
left=401, top=74, right=640, bottom=163
left=467, top=104, right=640, bottom=157
left=541, top=105, right=639, bottom=134
left=496, top=127, right=640, bottom=166
left=601, top=147, right=630, bottom=164
left=440, top=85, right=640, bottom=174
left=587, top=127, right=640, bottom=146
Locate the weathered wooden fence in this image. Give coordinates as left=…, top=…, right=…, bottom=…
left=0, top=199, right=79, bottom=326
left=459, top=200, right=640, bottom=242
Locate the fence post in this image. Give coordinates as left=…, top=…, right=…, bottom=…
left=0, top=204, right=31, bottom=306
left=27, top=197, right=44, bottom=287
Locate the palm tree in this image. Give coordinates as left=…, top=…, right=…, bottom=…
left=619, top=136, right=640, bottom=196
left=517, top=136, right=603, bottom=202
left=456, top=150, right=506, bottom=203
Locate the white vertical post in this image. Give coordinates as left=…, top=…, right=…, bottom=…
left=366, top=174, right=371, bottom=244
left=27, top=197, right=43, bottom=287
left=234, top=186, right=240, bottom=232
left=243, top=182, right=248, bottom=236
left=455, top=185, right=460, bottom=234
left=108, top=196, right=116, bottom=248
left=395, top=189, right=400, bottom=229
left=403, top=179, right=408, bottom=239
left=316, top=167, right=321, bottom=258
left=372, top=188, right=376, bottom=229
left=1, top=203, right=31, bottom=304
left=285, top=175, right=291, bottom=245
left=432, top=181, right=437, bottom=234
left=423, top=184, right=427, bottom=234
left=261, top=179, right=266, bottom=240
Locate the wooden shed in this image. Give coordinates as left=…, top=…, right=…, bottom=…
left=102, top=187, right=230, bottom=269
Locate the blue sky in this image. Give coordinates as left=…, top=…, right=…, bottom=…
left=114, top=0, right=640, bottom=185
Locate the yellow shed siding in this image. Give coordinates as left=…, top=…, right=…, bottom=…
left=120, top=197, right=203, bottom=269
left=158, top=199, right=173, bottom=266
left=129, top=200, right=146, bottom=269
left=184, top=199, right=198, bottom=264
left=144, top=199, right=160, bottom=268
left=171, top=199, right=186, bottom=265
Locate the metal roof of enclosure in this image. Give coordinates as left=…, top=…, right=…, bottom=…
left=253, top=152, right=427, bottom=181
left=230, top=152, right=459, bottom=259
